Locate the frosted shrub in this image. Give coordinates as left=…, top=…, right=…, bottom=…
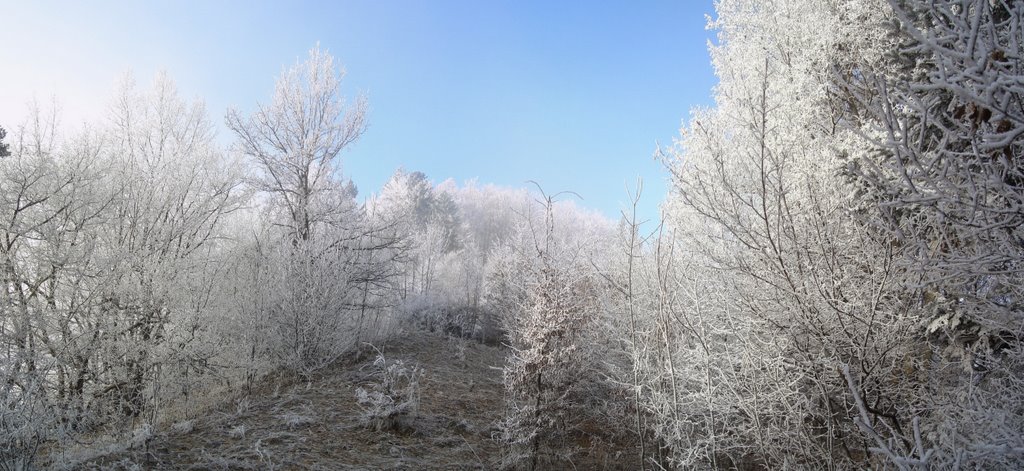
left=355, top=354, right=423, bottom=431
left=494, top=189, right=605, bottom=470
left=0, top=381, right=56, bottom=471
left=406, top=301, right=484, bottom=341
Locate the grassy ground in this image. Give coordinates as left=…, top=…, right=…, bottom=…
left=64, top=330, right=637, bottom=470
left=68, top=332, right=502, bottom=470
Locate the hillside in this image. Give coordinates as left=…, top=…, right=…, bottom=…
left=65, top=332, right=503, bottom=470
left=63, top=331, right=633, bottom=470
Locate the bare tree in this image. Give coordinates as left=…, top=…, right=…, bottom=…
left=227, top=44, right=367, bottom=243
left=226, top=46, right=408, bottom=376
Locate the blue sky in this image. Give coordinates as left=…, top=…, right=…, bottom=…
left=0, top=0, right=717, bottom=225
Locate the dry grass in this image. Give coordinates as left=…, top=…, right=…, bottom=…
left=63, top=330, right=637, bottom=470
left=68, top=332, right=505, bottom=470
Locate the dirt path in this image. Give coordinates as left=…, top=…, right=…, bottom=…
left=77, top=332, right=507, bottom=470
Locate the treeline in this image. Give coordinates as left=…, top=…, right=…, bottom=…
left=0, top=46, right=620, bottom=469
left=0, top=49, right=407, bottom=468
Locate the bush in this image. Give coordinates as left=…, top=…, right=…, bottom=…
left=354, top=354, right=423, bottom=432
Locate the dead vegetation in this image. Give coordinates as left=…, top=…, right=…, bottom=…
left=62, top=332, right=507, bottom=470
left=57, top=329, right=639, bottom=470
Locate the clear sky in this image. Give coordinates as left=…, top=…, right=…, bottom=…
left=0, top=0, right=717, bottom=226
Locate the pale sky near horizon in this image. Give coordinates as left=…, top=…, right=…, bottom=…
left=0, top=0, right=717, bottom=226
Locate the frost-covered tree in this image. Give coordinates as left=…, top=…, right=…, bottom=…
left=227, top=46, right=399, bottom=375
left=99, top=72, right=244, bottom=417
left=493, top=188, right=610, bottom=470
left=653, top=0, right=1024, bottom=469
left=373, top=169, right=462, bottom=300
left=224, top=45, right=411, bottom=380
left=450, top=180, right=534, bottom=319
left=0, top=104, right=107, bottom=469
left=0, top=48, right=407, bottom=468
left=657, top=0, right=928, bottom=468
left=227, top=45, right=366, bottom=244
left=0, top=75, right=244, bottom=468
left=838, top=1, right=1024, bottom=467
left=0, top=126, right=10, bottom=157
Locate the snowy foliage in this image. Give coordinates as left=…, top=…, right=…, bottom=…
left=0, top=47, right=400, bottom=468
left=355, top=353, right=423, bottom=432
left=491, top=190, right=611, bottom=470
left=0, top=75, right=245, bottom=469
left=838, top=1, right=1024, bottom=467
left=225, top=46, right=404, bottom=378
left=4, top=2, right=1023, bottom=468
left=654, top=0, right=1024, bottom=469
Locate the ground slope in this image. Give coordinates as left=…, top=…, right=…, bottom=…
left=75, top=332, right=506, bottom=470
